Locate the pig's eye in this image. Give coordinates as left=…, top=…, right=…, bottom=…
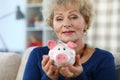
left=58, top=48, right=60, bottom=50
left=63, top=48, right=66, bottom=50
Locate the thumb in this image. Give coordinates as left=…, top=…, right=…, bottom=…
left=74, top=54, right=81, bottom=66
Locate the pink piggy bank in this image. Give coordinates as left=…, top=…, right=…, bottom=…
left=47, top=40, right=77, bottom=66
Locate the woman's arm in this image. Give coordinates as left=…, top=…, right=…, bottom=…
left=23, top=48, right=42, bottom=80
left=23, top=47, right=51, bottom=80
left=94, top=53, right=117, bottom=80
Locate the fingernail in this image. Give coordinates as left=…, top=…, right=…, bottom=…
left=43, top=55, right=46, bottom=58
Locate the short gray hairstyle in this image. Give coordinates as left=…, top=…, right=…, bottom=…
left=42, top=0, right=95, bottom=28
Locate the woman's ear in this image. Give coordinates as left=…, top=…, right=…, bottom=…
left=83, top=24, right=88, bottom=32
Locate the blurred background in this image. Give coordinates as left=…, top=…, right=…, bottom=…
left=0, top=0, right=119, bottom=54
left=0, top=0, right=26, bottom=53
left=87, top=0, right=120, bottom=53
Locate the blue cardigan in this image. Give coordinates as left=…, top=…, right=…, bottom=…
left=23, top=46, right=117, bottom=80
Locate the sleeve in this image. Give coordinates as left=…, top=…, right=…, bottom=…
left=71, top=52, right=117, bottom=80
left=70, top=71, right=88, bottom=80
left=94, top=53, right=117, bottom=80
left=22, top=48, right=41, bottom=80
left=41, top=74, right=51, bottom=80
left=23, top=48, right=51, bottom=80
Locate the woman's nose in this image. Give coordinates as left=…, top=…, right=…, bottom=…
left=63, top=19, right=72, bottom=28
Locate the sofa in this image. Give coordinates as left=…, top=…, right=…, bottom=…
left=0, top=47, right=35, bottom=80
left=0, top=47, right=120, bottom=80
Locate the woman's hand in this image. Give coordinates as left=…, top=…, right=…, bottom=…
left=59, top=55, right=83, bottom=78
left=41, top=55, right=59, bottom=80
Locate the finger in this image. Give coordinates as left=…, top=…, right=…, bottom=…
left=54, top=68, right=59, bottom=75
left=47, top=65, right=54, bottom=75
left=65, top=63, right=75, bottom=72
left=60, top=67, right=73, bottom=78
left=47, top=65, right=57, bottom=76
left=65, top=63, right=83, bottom=77
left=74, top=55, right=81, bottom=66
left=66, top=62, right=82, bottom=73
left=42, top=55, right=49, bottom=67
left=64, top=62, right=79, bottom=72
left=44, top=59, right=54, bottom=72
left=42, top=55, right=53, bottom=72
left=56, top=66, right=61, bottom=72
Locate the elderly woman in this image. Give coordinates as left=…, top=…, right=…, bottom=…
left=23, top=0, right=117, bottom=80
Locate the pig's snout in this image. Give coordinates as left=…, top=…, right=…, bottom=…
left=56, top=53, right=68, bottom=64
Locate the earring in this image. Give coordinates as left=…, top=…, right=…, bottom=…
left=84, top=29, right=87, bottom=36
left=83, top=29, right=88, bottom=42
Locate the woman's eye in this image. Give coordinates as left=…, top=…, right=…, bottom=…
left=70, top=16, right=78, bottom=20
left=55, top=17, right=63, bottom=21
left=56, top=18, right=63, bottom=21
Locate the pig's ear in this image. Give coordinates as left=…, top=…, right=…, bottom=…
left=47, top=40, right=57, bottom=49
left=67, top=41, right=77, bottom=49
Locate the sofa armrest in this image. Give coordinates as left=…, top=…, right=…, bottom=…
left=16, top=47, right=37, bottom=80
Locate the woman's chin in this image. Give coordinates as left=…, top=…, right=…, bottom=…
left=61, top=38, right=77, bottom=43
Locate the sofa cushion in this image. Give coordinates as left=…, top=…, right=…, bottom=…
left=0, top=52, right=21, bottom=80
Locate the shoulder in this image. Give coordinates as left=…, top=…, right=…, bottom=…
left=84, top=48, right=114, bottom=65
left=93, top=48, right=115, bottom=67
left=95, top=48, right=114, bottom=59
left=30, top=46, right=49, bottom=56
left=32, top=46, right=49, bottom=53
left=27, top=46, right=49, bottom=61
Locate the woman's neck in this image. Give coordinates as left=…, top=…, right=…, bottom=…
left=74, top=40, right=85, bottom=55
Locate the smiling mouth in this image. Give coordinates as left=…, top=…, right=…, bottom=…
left=63, top=31, right=75, bottom=35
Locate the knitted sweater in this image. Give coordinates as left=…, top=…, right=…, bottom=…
left=23, top=46, right=117, bottom=80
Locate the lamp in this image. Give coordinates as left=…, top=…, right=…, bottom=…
left=16, top=6, right=24, bottom=20
left=0, top=5, right=24, bottom=20
left=0, top=6, right=24, bottom=52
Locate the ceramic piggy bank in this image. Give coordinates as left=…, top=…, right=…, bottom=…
left=47, top=40, right=77, bottom=66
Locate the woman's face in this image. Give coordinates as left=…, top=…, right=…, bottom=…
left=53, top=6, right=87, bottom=43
